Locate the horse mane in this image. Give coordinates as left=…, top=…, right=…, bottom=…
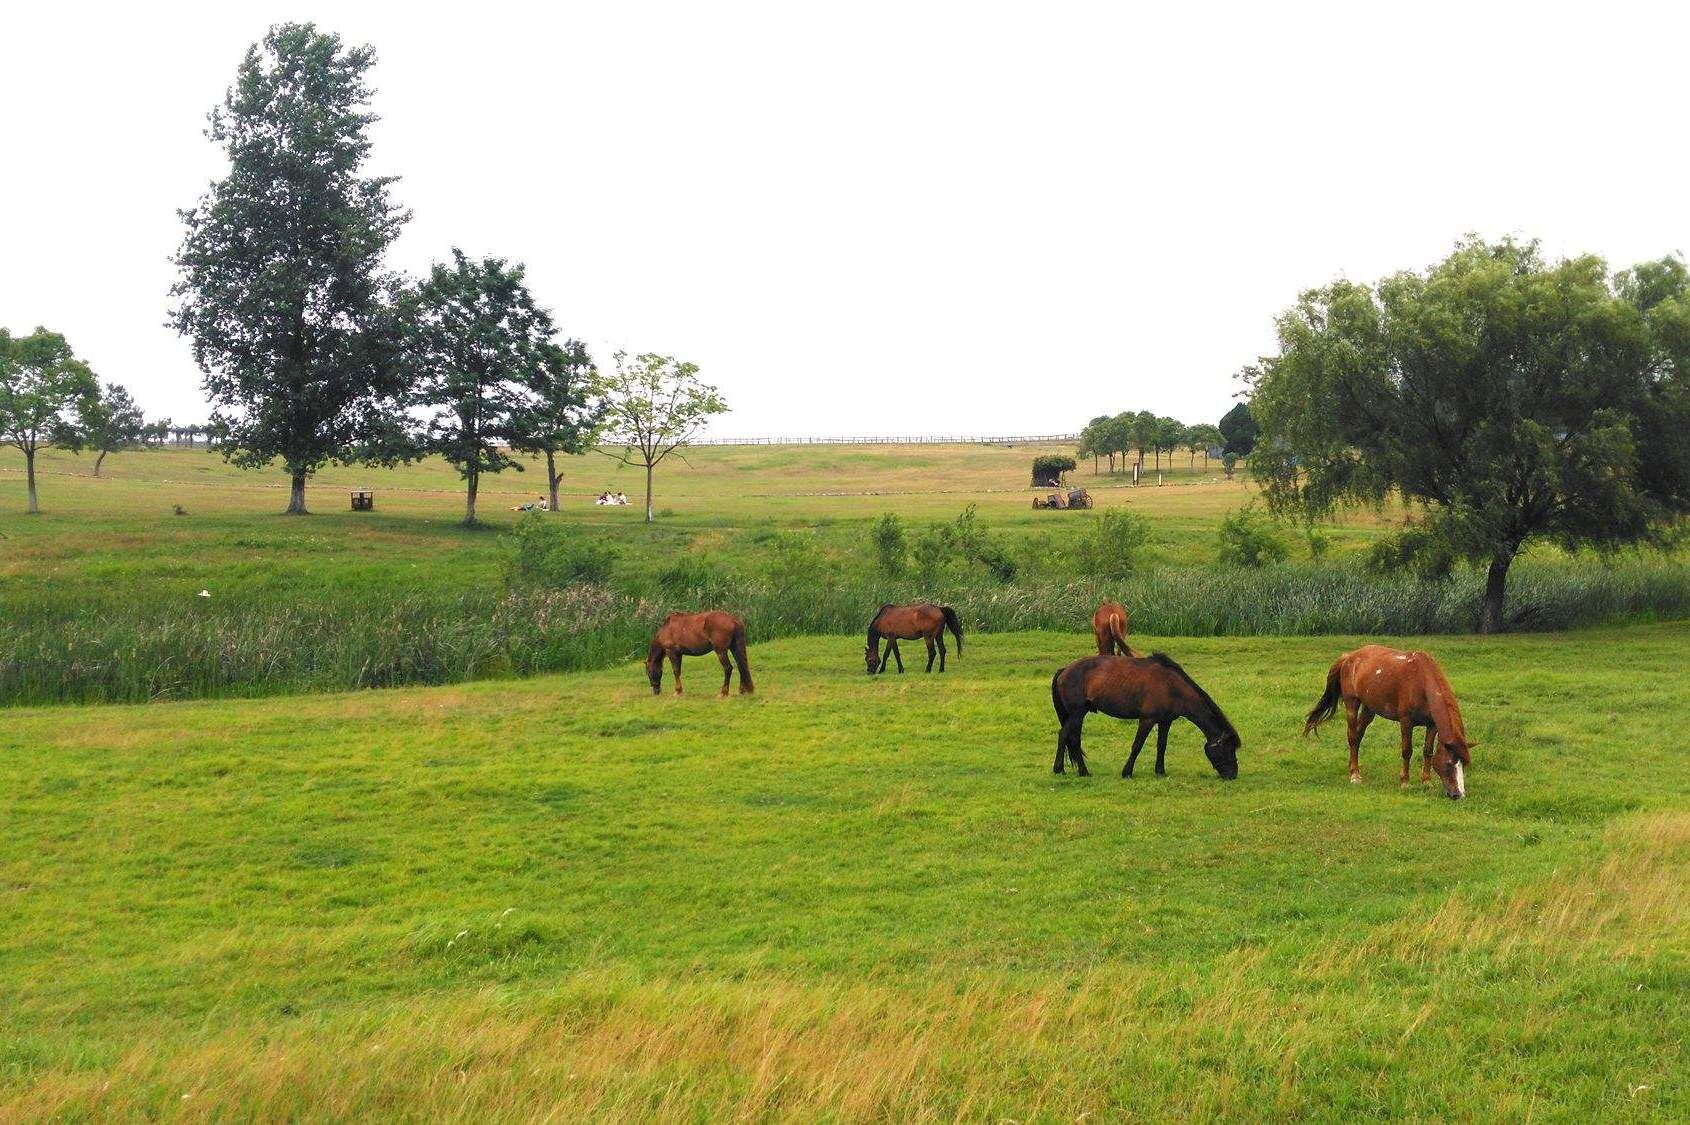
left=1146, top=653, right=1237, bottom=740
left=867, top=604, right=895, bottom=646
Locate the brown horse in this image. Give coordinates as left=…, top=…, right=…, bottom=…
left=646, top=611, right=753, bottom=696
left=1303, top=645, right=1473, bottom=799
left=1092, top=600, right=1132, bottom=656
left=865, top=602, right=964, bottom=674
left=1051, top=653, right=1240, bottom=779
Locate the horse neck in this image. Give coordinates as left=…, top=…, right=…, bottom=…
left=1177, top=677, right=1235, bottom=743
left=1421, top=666, right=1465, bottom=743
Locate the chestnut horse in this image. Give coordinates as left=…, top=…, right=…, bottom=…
left=1303, top=645, right=1473, bottom=799
left=864, top=602, right=964, bottom=674
left=646, top=611, right=753, bottom=696
left=1092, top=600, right=1132, bottom=656
left=1051, top=653, right=1240, bottom=779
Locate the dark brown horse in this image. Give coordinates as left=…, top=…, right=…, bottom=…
left=647, top=611, right=753, bottom=696
left=1091, top=600, right=1132, bottom=656
left=865, top=602, right=964, bottom=674
left=1051, top=653, right=1240, bottom=779
left=1304, top=644, right=1472, bottom=799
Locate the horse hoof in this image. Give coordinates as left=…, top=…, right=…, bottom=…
left=1349, top=775, right=1362, bottom=784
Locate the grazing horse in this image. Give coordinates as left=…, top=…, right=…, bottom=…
left=1051, top=654, right=1240, bottom=779
left=865, top=602, right=964, bottom=674
left=647, top=611, right=753, bottom=696
left=1303, top=645, right=1473, bottom=799
left=1091, top=600, right=1133, bottom=656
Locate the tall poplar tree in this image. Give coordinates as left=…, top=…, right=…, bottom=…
left=171, top=23, right=409, bottom=514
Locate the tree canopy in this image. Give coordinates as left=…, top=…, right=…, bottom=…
left=509, top=337, right=603, bottom=512
left=67, top=382, right=148, bottom=477
left=1249, top=236, right=1690, bottom=632
left=171, top=22, right=409, bottom=514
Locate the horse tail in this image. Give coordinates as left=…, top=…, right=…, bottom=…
left=1303, top=663, right=1342, bottom=737
left=1109, top=609, right=1131, bottom=656
left=731, top=622, right=754, bottom=693
left=940, top=606, right=963, bottom=655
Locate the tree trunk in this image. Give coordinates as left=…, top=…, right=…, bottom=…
left=286, top=467, right=309, bottom=515
left=25, top=449, right=39, bottom=514
left=94, top=450, right=108, bottom=478
left=1479, top=549, right=1513, bottom=634
left=464, top=469, right=479, bottom=527
left=644, top=461, right=655, bottom=523
left=545, top=449, right=559, bottom=511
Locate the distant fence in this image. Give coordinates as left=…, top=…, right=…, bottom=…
left=689, top=433, right=1079, bottom=447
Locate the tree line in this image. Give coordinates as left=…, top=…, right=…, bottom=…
left=1074, top=404, right=1256, bottom=477
left=9, top=25, right=726, bottom=524
left=165, top=22, right=731, bottom=526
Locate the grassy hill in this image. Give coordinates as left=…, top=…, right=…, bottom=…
left=3, top=626, right=1686, bottom=1118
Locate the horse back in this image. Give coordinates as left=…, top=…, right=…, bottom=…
left=1341, top=645, right=1446, bottom=722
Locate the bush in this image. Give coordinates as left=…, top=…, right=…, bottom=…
left=503, top=513, right=619, bottom=586
left=762, top=531, right=828, bottom=591
left=1074, top=509, right=1151, bottom=579
left=949, top=504, right=1018, bottom=582
left=654, top=553, right=731, bottom=604
left=1306, top=528, right=1331, bottom=561
left=1217, top=507, right=1289, bottom=568
left=870, top=513, right=908, bottom=575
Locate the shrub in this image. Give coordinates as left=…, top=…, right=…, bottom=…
left=1306, top=528, right=1331, bottom=560
left=1217, top=507, right=1289, bottom=568
left=870, top=513, right=908, bottom=575
left=762, top=531, right=828, bottom=591
left=503, top=513, right=619, bottom=586
left=949, top=505, right=1018, bottom=582
left=655, top=553, right=731, bottom=604
left=1074, top=509, right=1151, bottom=579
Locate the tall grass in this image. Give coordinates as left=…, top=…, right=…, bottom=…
left=4, top=559, right=1688, bottom=705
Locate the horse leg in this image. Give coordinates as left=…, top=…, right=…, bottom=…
left=1421, top=726, right=1435, bottom=783
left=717, top=646, right=733, bottom=697
left=936, top=630, right=947, bottom=672
left=1064, top=713, right=1089, bottom=776
left=1154, top=719, right=1172, bottom=776
left=891, top=640, right=904, bottom=673
left=1124, top=718, right=1153, bottom=777
left=1399, top=721, right=1415, bottom=786
left=670, top=650, right=684, bottom=696
left=924, top=635, right=937, bottom=673
left=1345, top=700, right=1373, bottom=782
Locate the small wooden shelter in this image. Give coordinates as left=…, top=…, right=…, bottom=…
left=351, top=489, right=374, bottom=511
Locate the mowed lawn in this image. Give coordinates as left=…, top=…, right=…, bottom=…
left=2, top=626, right=1685, bottom=1119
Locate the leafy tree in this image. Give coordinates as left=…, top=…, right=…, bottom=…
left=598, top=351, right=729, bottom=522
left=1077, top=415, right=1111, bottom=473
left=871, top=512, right=908, bottom=574
left=0, top=327, right=96, bottom=512
left=401, top=249, right=556, bottom=527
left=1217, top=506, right=1289, bottom=567
left=1097, top=414, right=1131, bottom=473
left=171, top=22, right=410, bottom=514
left=1152, top=415, right=1184, bottom=472
left=509, top=338, right=603, bottom=511
left=1218, top=401, right=1258, bottom=460
left=1249, top=237, right=1690, bottom=632
left=67, top=382, right=147, bottom=476
left=1186, top=423, right=1223, bottom=468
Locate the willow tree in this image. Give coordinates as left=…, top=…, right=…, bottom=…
left=171, top=23, right=409, bottom=514
left=1250, top=237, right=1690, bottom=632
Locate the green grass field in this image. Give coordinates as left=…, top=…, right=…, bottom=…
left=3, top=626, right=1687, bottom=1118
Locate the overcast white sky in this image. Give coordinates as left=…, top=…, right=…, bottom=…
left=4, top=2, right=1687, bottom=437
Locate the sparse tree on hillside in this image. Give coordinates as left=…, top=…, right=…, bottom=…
left=0, top=327, right=97, bottom=513
left=1250, top=237, right=1690, bottom=633
left=67, top=382, right=148, bottom=476
left=510, top=338, right=604, bottom=512
left=598, top=351, right=728, bottom=522
left=171, top=22, right=410, bottom=514
left=401, top=250, right=556, bottom=527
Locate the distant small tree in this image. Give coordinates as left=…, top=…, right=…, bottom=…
left=509, top=338, right=603, bottom=511
left=1152, top=416, right=1184, bottom=472
left=0, top=327, right=97, bottom=513
left=143, top=417, right=172, bottom=446
left=67, top=382, right=148, bottom=476
left=1187, top=423, right=1223, bottom=468
left=401, top=249, right=555, bottom=527
left=1218, top=401, right=1258, bottom=460
left=598, top=351, right=729, bottom=522
left=871, top=512, right=908, bottom=574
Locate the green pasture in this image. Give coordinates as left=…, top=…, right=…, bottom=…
left=2, top=625, right=1686, bottom=1118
